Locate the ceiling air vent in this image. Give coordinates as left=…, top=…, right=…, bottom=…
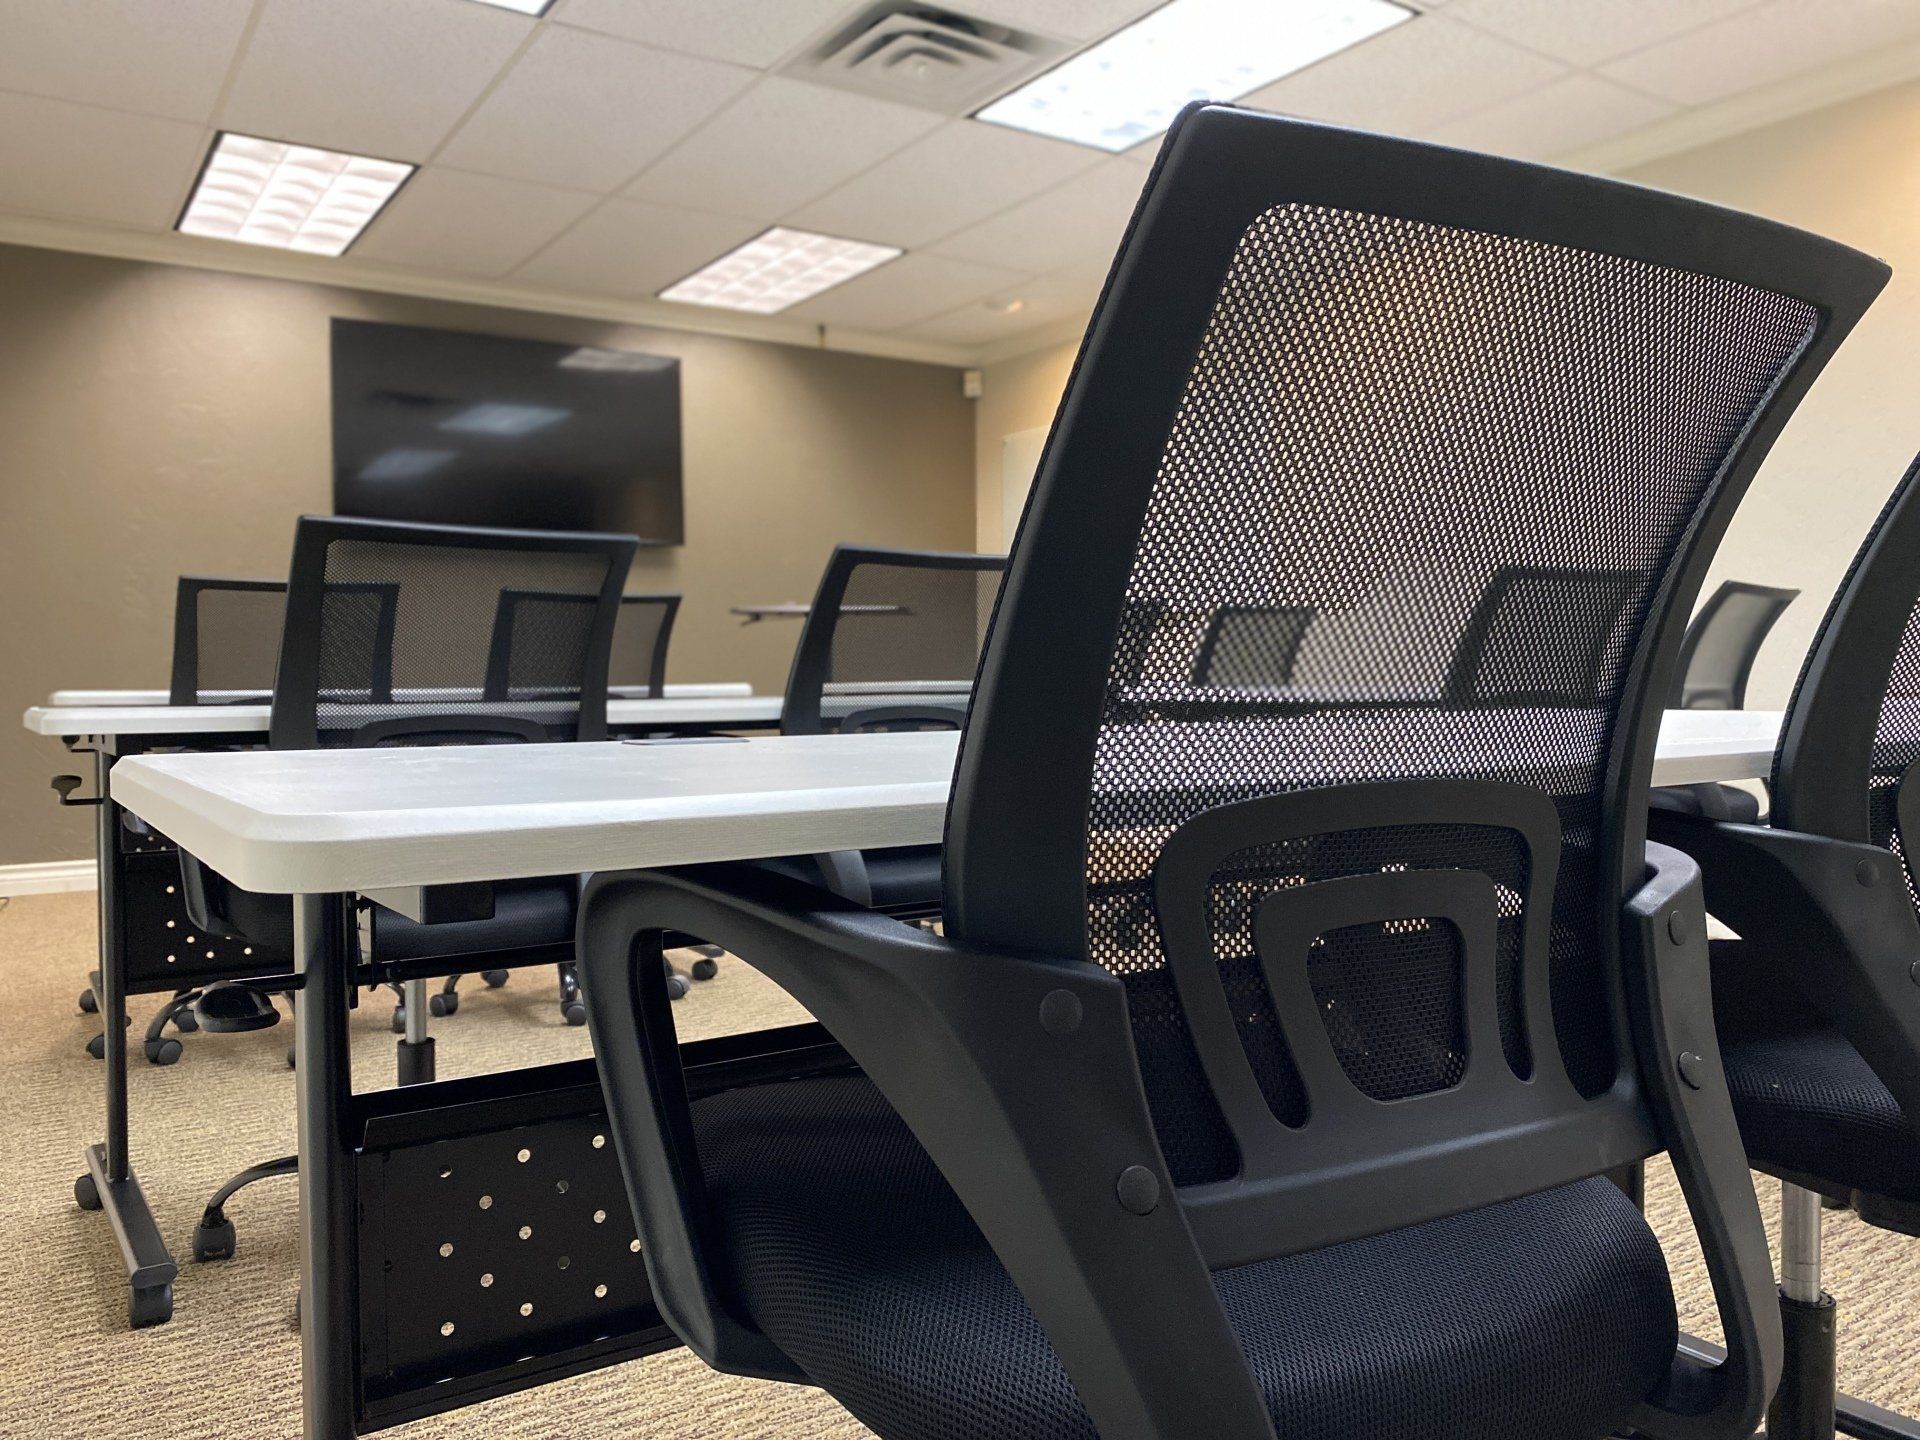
left=781, top=4, right=1070, bottom=116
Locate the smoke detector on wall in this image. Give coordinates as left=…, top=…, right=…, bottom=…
left=781, top=4, right=1070, bottom=115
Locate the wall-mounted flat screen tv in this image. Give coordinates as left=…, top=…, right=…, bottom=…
left=330, top=319, right=683, bottom=544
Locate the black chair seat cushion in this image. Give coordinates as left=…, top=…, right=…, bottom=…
left=1711, top=941, right=1920, bottom=1202
left=748, top=845, right=943, bottom=917
left=690, top=1073, right=1677, bottom=1440
left=204, top=872, right=575, bottom=964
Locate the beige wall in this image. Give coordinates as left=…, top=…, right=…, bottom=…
left=0, top=243, right=974, bottom=866
left=975, top=80, right=1920, bottom=706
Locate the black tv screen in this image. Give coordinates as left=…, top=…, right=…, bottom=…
left=330, top=319, right=683, bottom=544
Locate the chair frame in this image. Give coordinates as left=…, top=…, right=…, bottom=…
left=584, top=103, right=1887, bottom=1440
left=168, top=576, right=287, bottom=705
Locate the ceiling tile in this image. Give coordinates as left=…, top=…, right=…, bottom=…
left=222, top=0, right=532, bottom=159
left=1445, top=0, right=1764, bottom=66
left=352, top=167, right=599, bottom=276
left=625, top=78, right=943, bottom=220
left=901, top=272, right=1100, bottom=346
left=1601, top=0, right=1920, bottom=106
left=1243, top=12, right=1565, bottom=137
left=0, top=92, right=206, bottom=228
left=511, top=198, right=762, bottom=298
left=787, top=120, right=1101, bottom=249
left=0, top=0, right=254, bottom=122
left=958, top=0, right=1165, bottom=40
left=550, top=0, right=848, bottom=67
left=1428, top=73, right=1676, bottom=160
left=787, top=253, right=1027, bottom=331
left=438, top=25, right=755, bottom=191
left=929, top=160, right=1143, bottom=271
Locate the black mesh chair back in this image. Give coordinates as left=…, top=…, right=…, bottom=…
left=1671, top=580, right=1798, bottom=710
left=271, top=516, right=636, bottom=750
left=169, top=577, right=287, bottom=704
left=610, top=593, right=680, bottom=696
left=937, top=103, right=1881, bottom=1419
left=780, top=546, right=1005, bottom=736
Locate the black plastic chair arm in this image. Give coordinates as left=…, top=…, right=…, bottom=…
left=1648, top=810, right=1920, bottom=1127
left=1621, top=841, right=1781, bottom=1440
left=578, top=861, right=1280, bottom=1440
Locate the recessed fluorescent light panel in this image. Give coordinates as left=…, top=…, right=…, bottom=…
left=977, top=0, right=1414, bottom=152
left=178, top=133, right=413, bottom=257
left=440, top=403, right=571, bottom=437
left=466, top=0, right=555, bottom=12
left=659, top=227, right=902, bottom=315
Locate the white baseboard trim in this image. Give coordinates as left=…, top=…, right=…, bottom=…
left=0, top=859, right=97, bottom=896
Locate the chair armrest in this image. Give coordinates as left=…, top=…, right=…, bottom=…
left=578, top=861, right=1280, bottom=1440
left=1648, top=810, right=1920, bottom=1124
left=1621, top=842, right=1781, bottom=1440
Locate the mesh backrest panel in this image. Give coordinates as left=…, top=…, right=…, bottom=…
left=1676, top=584, right=1795, bottom=709
left=811, top=561, right=1000, bottom=733
left=186, top=584, right=285, bottom=697
left=611, top=596, right=675, bottom=693
left=1084, top=202, right=1817, bottom=1185
left=309, top=536, right=613, bottom=745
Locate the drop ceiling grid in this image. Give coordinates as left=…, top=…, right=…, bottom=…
left=0, top=0, right=1915, bottom=352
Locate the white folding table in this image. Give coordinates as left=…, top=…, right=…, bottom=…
left=45, top=681, right=755, bottom=707
left=95, top=709, right=1782, bottom=1438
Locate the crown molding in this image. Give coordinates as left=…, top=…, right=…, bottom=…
left=0, top=209, right=975, bottom=369
left=1561, top=34, right=1920, bottom=176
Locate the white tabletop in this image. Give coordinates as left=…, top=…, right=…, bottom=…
left=104, top=709, right=1781, bottom=896
left=44, top=681, right=753, bottom=707
left=23, top=693, right=782, bottom=738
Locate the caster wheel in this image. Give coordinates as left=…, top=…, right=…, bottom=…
left=286, top=1045, right=296, bottom=1070
left=144, top=1036, right=183, bottom=1066
left=75, top=1172, right=102, bottom=1211
left=562, top=1000, right=587, bottom=1027
left=85, top=1033, right=106, bottom=1060
left=390, top=1005, right=406, bottom=1035
left=173, top=1009, right=199, bottom=1034
left=665, top=974, right=690, bottom=1001
left=78, top=988, right=99, bottom=1014
left=130, top=1283, right=173, bottom=1329
left=192, top=1216, right=236, bottom=1262
left=482, top=969, right=509, bottom=988
left=429, top=992, right=457, bottom=1018
left=690, top=957, right=719, bottom=982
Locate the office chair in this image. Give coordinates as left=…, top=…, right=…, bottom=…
left=79, top=577, right=293, bottom=1060
left=1191, top=604, right=1315, bottom=688
left=578, top=104, right=1885, bottom=1440
left=180, top=515, right=635, bottom=1262
left=762, top=544, right=1005, bottom=918
left=611, top=592, right=680, bottom=696
left=1651, top=454, right=1920, bottom=1440
left=1651, top=580, right=1801, bottom=826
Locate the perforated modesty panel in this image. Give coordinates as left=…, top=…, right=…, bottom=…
left=1090, top=202, right=1817, bottom=1185
left=311, top=536, right=614, bottom=745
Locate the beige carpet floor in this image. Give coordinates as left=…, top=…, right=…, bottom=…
left=0, top=889, right=1916, bottom=1438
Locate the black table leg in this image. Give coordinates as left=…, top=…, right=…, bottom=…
left=296, top=892, right=357, bottom=1439
left=74, top=745, right=177, bottom=1328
